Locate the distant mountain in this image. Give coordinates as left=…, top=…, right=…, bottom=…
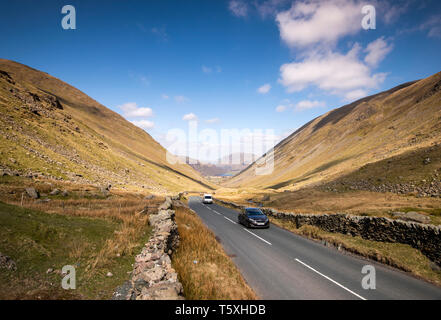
left=0, top=59, right=214, bottom=193
left=225, top=71, right=441, bottom=190
left=187, top=153, right=257, bottom=177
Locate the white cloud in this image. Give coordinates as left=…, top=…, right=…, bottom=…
left=344, top=89, right=367, bottom=101
left=202, top=66, right=212, bottom=73
left=118, top=102, right=154, bottom=118
left=379, top=0, right=412, bottom=24
left=275, top=1, right=393, bottom=101
left=175, top=96, right=189, bottom=103
left=276, top=0, right=362, bottom=49
left=420, top=14, right=441, bottom=38
left=206, top=118, right=220, bottom=124
left=162, top=94, right=169, bottom=100
left=276, top=105, right=287, bottom=112
left=229, top=0, right=249, bottom=17
left=364, top=37, right=393, bottom=67
left=151, top=26, right=168, bottom=41
left=295, top=100, right=326, bottom=111
left=257, top=83, right=272, bottom=94
left=131, top=120, right=155, bottom=130
left=279, top=44, right=387, bottom=97
left=202, top=65, right=222, bottom=74
left=183, top=113, right=198, bottom=121
left=255, top=0, right=289, bottom=18
left=139, top=76, right=150, bottom=87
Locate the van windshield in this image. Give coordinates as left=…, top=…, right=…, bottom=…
left=204, top=196, right=212, bottom=199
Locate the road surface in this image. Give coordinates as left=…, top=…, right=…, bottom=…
left=188, top=196, right=441, bottom=300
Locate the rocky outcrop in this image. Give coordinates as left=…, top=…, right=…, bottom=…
left=25, top=187, right=39, bottom=199
left=0, top=253, right=17, bottom=271
left=112, top=197, right=184, bottom=300
left=215, top=199, right=441, bottom=266
left=322, top=171, right=441, bottom=198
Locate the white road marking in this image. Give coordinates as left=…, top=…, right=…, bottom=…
left=204, top=205, right=221, bottom=215
left=224, top=216, right=237, bottom=224
left=295, top=258, right=367, bottom=300
left=243, top=228, right=272, bottom=246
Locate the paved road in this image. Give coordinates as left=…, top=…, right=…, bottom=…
left=188, top=196, right=441, bottom=300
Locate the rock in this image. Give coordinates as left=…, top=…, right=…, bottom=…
left=423, top=158, right=431, bottom=165
left=391, top=211, right=430, bottom=224
left=46, top=268, right=54, bottom=274
left=112, top=281, right=135, bottom=300
left=262, top=194, right=271, bottom=201
left=61, top=190, right=69, bottom=197
left=138, top=283, right=184, bottom=300
left=0, top=253, right=17, bottom=271
left=36, top=198, right=51, bottom=203
left=49, top=189, right=60, bottom=195
left=106, top=272, right=113, bottom=277
left=145, top=194, right=155, bottom=200
left=25, top=187, right=40, bottom=199
left=134, top=278, right=149, bottom=292
left=113, top=198, right=183, bottom=300
left=430, top=262, right=441, bottom=272
left=158, top=198, right=172, bottom=211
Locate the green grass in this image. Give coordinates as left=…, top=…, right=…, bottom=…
left=0, top=202, right=150, bottom=299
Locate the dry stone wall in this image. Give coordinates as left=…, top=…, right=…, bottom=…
left=112, top=197, right=184, bottom=300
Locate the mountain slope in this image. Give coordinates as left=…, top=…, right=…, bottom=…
left=225, top=71, right=441, bottom=189
left=0, top=59, right=214, bottom=193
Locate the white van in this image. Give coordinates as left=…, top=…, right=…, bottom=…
left=202, top=194, right=213, bottom=204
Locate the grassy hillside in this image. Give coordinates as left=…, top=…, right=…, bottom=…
left=0, top=176, right=160, bottom=299
left=0, top=59, right=214, bottom=193
left=225, top=71, right=441, bottom=190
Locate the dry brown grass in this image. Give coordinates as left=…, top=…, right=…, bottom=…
left=172, top=205, right=256, bottom=300
left=0, top=177, right=162, bottom=277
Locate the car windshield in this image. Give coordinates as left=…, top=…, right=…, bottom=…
left=246, top=209, right=264, bottom=216
left=204, top=196, right=211, bottom=199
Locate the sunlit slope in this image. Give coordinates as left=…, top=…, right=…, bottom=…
left=0, top=59, right=214, bottom=192
left=225, top=71, right=441, bottom=189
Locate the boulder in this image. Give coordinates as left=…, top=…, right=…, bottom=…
left=0, top=253, right=17, bottom=271
left=25, top=187, right=39, bottom=199
left=49, top=188, right=60, bottom=196
left=138, top=283, right=184, bottom=300
left=391, top=211, right=430, bottom=224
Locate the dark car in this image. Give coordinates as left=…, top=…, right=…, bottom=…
left=238, top=208, right=270, bottom=229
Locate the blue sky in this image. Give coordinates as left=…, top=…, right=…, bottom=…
left=1, top=0, right=440, bottom=161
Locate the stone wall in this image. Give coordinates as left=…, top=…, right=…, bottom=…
left=215, top=199, right=441, bottom=266
left=112, top=197, right=184, bottom=300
